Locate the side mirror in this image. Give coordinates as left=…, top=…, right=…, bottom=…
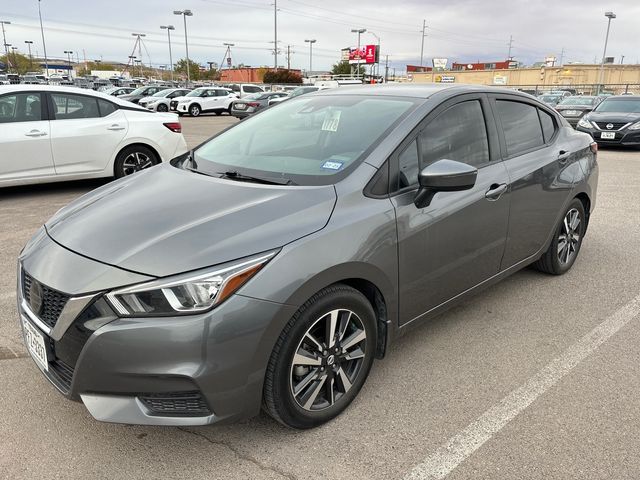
left=414, top=159, right=478, bottom=208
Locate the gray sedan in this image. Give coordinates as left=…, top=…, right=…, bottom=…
left=230, top=91, right=289, bottom=118
left=17, top=84, right=597, bottom=429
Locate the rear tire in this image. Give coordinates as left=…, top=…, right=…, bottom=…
left=157, top=103, right=168, bottom=112
left=263, top=285, right=376, bottom=429
left=533, top=198, right=586, bottom=275
left=113, top=145, right=159, bottom=178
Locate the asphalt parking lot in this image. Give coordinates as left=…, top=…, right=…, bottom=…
left=1, top=115, right=640, bottom=480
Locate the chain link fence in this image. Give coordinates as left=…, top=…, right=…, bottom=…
left=500, top=84, right=640, bottom=96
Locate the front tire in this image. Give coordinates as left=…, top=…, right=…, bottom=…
left=113, top=145, right=159, bottom=178
left=189, top=104, right=201, bottom=117
left=157, top=103, right=168, bottom=112
left=263, top=285, right=376, bottom=429
left=534, top=198, right=586, bottom=275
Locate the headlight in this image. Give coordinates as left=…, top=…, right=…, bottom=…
left=106, top=251, right=277, bottom=317
left=577, top=117, right=592, bottom=129
left=628, top=121, right=640, bottom=131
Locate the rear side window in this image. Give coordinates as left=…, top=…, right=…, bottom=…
left=0, top=93, right=42, bottom=123
left=243, top=85, right=263, bottom=93
left=51, top=93, right=100, bottom=119
left=538, top=109, right=556, bottom=143
left=97, top=99, right=117, bottom=117
left=418, top=100, right=490, bottom=169
left=496, top=100, right=544, bottom=156
left=216, top=90, right=229, bottom=97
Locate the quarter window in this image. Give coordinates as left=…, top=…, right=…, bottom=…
left=538, top=109, right=556, bottom=143
left=0, top=93, right=42, bottom=123
left=97, top=99, right=117, bottom=117
left=495, top=100, right=544, bottom=156
left=418, top=100, right=490, bottom=169
left=51, top=93, right=100, bottom=119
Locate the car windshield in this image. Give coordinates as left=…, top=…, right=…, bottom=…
left=594, top=98, right=640, bottom=113
left=186, top=89, right=208, bottom=97
left=152, top=89, right=173, bottom=97
left=290, top=87, right=317, bottom=98
left=192, top=95, right=418, bottom=186
left=559, top=97, right=596, bottom=106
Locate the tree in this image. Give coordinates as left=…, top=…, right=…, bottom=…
left=331, top=60, right=364, bottom=76
left=262, top=69, right=303, bottom=84
left=174, top=58, right=202, bottom=81
left=0, top=52, right=32, bottom=75
left=77, top=61, right=116, bottom=77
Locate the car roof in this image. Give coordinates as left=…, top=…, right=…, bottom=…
left=312, top=83, right=534, bottom=100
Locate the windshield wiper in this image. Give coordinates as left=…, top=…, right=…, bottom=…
left=217, top=170, right=296, bottom=185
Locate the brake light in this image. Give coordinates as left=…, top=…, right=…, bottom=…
left=590, top=142, right=598, bottom=154
left=247, top=102, right=260, bottom=108
left=163, top=122, right=182, bottom=133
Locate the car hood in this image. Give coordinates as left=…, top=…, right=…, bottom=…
left=45, top=163, right=337, bottom=278
left=586, top=111, right=640, bottom=123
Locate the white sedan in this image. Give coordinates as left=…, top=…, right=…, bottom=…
left=0, top=85, right=188, bottom=187
left=138, top=88, right=191, bottom=112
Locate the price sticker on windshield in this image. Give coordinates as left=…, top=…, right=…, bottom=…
left=321, top=110, right=341, bottom=132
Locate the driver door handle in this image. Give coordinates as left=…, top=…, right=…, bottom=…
left=558, top=150, right=570, bottom=165
left=24, top=129, right=47, bottom=137
left=485, top=183, right=508, bottom=201
left=107, top=124, right=125, bottom=131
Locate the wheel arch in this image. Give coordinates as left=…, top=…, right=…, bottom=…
left=574, top=192, right=591, bottom=228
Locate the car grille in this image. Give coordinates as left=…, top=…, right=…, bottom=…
left=170, top=100, right=178, bottom=110
left=22, top=272, right=70, bottom=329
left=595, top=122, right=627, bottom=131
left=138, top=391, right=211, bottom=417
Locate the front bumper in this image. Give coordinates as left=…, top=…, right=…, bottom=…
left=17, top=232, right=297, bottom=426
left=577, top=125, right=640, bottom=146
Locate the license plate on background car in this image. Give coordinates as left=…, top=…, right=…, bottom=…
left=563, top=110, right=580, bottom=116
left=22, top=318, right=48, bottom=371
left=600, top=132, right=616, bottom=139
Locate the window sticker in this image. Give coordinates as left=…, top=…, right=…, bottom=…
left=321, top=110, right=341, bottom=132
left=321, top=161, right=344, bottom=170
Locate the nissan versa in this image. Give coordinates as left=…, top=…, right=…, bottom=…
left=18, top=85, right=597, bottom=429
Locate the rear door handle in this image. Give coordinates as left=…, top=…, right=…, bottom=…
left=107, top=124, right=125, bottom=131
left=24, top=129, right=47, bottom=137
left=485, top=183, right=508, bottom=201
left=558, top=150, right=570, bottom=165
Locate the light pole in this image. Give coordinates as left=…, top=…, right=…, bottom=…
left=11, top=46, right=18, bottom=73
left=160, top=25, right=175, bottom=82
left=37, top=0, right=49, bottom=77
left=304, top=39, right=316, bottom=75
left=135, top=59, right=142, bottom=78
left=64, top=50, right=73, bottom=78
left=174, top=9, right=193, bottom=87
left=0, top=21, right=10, bottom=66
left=25, top=40, right=33, bottom=69
left=597, top=11, right=616, bottom=95
left=351, top=28, right=366, bottom=79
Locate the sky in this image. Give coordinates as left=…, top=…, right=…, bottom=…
left=1, top=0, right=639, bottom=73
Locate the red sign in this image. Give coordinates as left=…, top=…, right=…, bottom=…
left=348, top=45, right=377, bottom=64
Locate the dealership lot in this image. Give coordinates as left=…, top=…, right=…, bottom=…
left=1, top=115, right=640, bottom=479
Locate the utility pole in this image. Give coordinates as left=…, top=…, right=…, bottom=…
left=286, top=45, right=292, bottom=69
left=37, top=1, right=49, bottom=77
left=25, top=40, right=34, bottom=69
left=273, top=0, right=278, bottom=69
left=0, top=21, right=10, bottom=64
left=558, top=47, right=564, bottom=67
left=420, top=19, right=427, bottom=66
left=160, top=25, right=175, bottom=82
left=507, top=34, right=513, bottom=60
left=132, top=33, right=145, bottom=77
left=384, top=54, right=389, bottom=83
left=620, top=55, right=624, bottom=65
left=64, top=50, right=73, bottom=78
left=220, top=43, right=234, bottom=72
left=304, top=39, right=316, bottom=74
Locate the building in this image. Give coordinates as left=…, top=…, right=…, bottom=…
left=451, top=60, right=518, bottom=71
left=219, top=67, right=302, bottom=83
left=407, top=65, right=433, bottom=73
left=410, top=63, right=640, bottom=94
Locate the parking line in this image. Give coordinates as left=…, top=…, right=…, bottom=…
left=405, top=292, right=640, bottom=480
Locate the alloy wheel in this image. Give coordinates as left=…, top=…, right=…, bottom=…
left=289, top=309, right=367, bottom=412
left=121, top=152, right=153, bottom=176
left=557, top=208, right=581, bottom=264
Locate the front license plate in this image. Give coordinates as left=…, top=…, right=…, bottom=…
left=22, top=318, right=48, bottom=371
left=600, top=132, right=616, bottom=139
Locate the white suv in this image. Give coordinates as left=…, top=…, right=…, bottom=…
left=138, top=88, right=191, bottom=112
left=170, top=87, right=237, bottom=117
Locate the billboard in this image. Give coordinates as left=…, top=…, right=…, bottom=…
left=432, top=58, right=448, bottom=70
left=345, top=45, right=378, bottom=64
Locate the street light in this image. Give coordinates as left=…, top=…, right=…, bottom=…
left=597, top=11, right=616, bottom=95
left=64, top=49, right=73, bottom=79
left=10, top=46, right=18, bottom=74
left=351, top=28, right=366, bottom=79
left=174, top=9, right=193, bottom=87
left=304, top=39, right=316, bottom=75
left=37, top=0, right=49, bottom=77
left=0, top=20, right=10, bottom=64
left=160, top=25, right=175, bottom=82
left=24, top=40, right=34, bottom=69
